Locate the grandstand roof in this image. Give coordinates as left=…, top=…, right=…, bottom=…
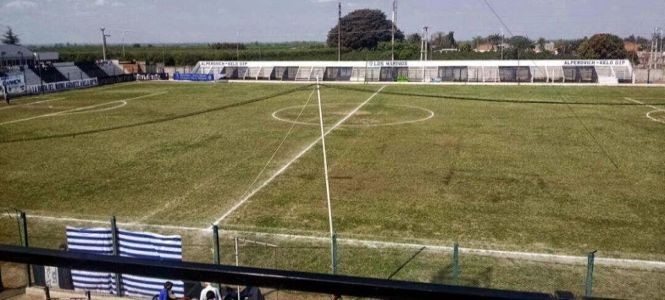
left=0, top=44, right=34, bottom=59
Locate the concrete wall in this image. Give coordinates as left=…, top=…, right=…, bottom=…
left=634, top=69, right=665, bottom=83
left=164, top=66, right=194, bottom=78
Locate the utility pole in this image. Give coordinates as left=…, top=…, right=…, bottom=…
left=420, top=26, right=429, bottom=61
left=338, top=1, right=342, bottom=61
left=100, top=28, right=110, bottom=61
left=391, top=0, right=397, bottom=61
left=121, top=31, right=126, bottom=58
left=500, top=27, right=504, bottom=60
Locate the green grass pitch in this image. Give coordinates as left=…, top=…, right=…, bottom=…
left=1, top=82, right=664, bottom=259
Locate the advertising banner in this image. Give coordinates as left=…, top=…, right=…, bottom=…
left=173, top=73, right=214, bottom=81
left=1, top=73, right=26, bottom=95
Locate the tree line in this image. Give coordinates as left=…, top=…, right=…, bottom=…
left=2, top=8, right=655, bottom=66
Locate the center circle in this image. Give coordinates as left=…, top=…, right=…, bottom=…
left=272, top=103, right=434, bottom=127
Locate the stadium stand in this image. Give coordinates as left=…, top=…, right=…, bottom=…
left=21, top=67, right=43, bottom=85
left=29, top=65, right=67, bottom=83
left=53, top=62, right=90, bottom=81
left=75, top=62, right=110, bottom=78
left=193, top=59, right=635, bottom=84
left=96, top=61, right=125, bottom=76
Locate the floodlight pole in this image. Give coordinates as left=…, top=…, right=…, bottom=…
left=100, top=28, right=110, bottom=61
left=338, top=2, right=342, bottom=61
left=315, top=77, right=337, bottom=274
left=391, top=0, right=397, bottom=61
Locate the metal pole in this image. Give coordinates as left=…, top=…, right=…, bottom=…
left=19, top=212, right=31, bottom=287
left=101, top=28, right=110, bottom=61
left=315, top=77, right=336, bottom=274
left=234, top=237, right=240, bottom=300
left=332, top=233, right=338, bottom=274
left=121, top=31, right=126, bottom=58
left=500, top=28, right=504, bottom=60
left=212, top=225, right=220, bottom=265
left=338, top=2, right=342, bottom=61
left=452, top=243, right=459, bottom=285
left=111, top=216, right=122, bottom=296
left=391, top=0, right=396, bottom=61
left=211, top=225, right=222, bottom=290
left=585, top=250, right=597, bottom=297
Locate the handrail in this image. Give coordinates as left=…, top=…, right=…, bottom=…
left=0, top=244, right=556, bottom=300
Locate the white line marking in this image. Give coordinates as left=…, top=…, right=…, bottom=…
left=625, top=97, right=662, bottom=111
left=0, top=92, right=165, bottom=126
left=645, top=110, right=665, bottom=124
left=4, top=212, right=664, bottom=270
left=272, top=103, right=435, bottom=127
left=212, top=86, right=387, bottom=226
left=0, top=97, right=66, bottom=111
left=625, top=97, right=665, bottom=124
left=1, top=213, right=205, bottom=232
left=61, top=100, right=127, bottom=115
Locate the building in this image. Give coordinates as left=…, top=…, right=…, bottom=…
left=474, top=42, right=511, bottom=53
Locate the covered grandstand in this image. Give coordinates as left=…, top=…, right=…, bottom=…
left=0, top=43, right=132, bottom=96
left=192, top=59, right=635, bottom=84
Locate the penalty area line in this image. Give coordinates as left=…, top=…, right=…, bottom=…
left=211, top=85, right=387, bottom=226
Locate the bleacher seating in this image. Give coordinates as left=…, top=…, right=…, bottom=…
left=29, top=65, right=67, bottom=83
left=21, top=67, right=42, bottom=85
left=54, top=62, right=90, bottom=81
left=75, top=62, right=110, bottom=78
left=97, top=62, right=124, bottom=76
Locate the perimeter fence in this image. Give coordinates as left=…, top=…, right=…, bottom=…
left=1, top=212, right=663, bottom=299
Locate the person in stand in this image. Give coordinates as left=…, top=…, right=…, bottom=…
left=2, top=82, right=9, bottom=104
left=199, top=282, right=220, bottom=300
left=205, top=290, right=216, bottom=300
left=159, top=281, right=177, bottom=300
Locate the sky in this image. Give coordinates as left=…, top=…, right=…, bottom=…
left=0, top=0, right=663, bottom=45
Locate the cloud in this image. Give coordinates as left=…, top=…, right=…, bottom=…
left=4, top=0, right=38, bottom=9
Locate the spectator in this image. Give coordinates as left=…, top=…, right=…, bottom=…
left=2, top=83, right=9, bottom=104
left=205, top=290, right=216, bottom=300
left=159, top=281, right=177, bottom=300
left=57, top=243, right=73, bottom=290
left=199, top=282, right=220, bottom=300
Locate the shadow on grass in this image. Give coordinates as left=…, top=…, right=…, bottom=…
left=431, top=263, right=494, bottom=288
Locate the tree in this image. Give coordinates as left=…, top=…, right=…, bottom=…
left=327, top=9, right=404, bottom=50
left=406, top=33, right=421, bottom=44
left=508, top=35, right=533, bottom=51
left=2, top=27, right=20, bottom=45
left=431, top=31, right=457, bottom=49
left=487, top=34, right=502, bottom=51
left=471, top=36, right=484, bottom=48
left=536, top=37, right=547, bottom=52
left=577, top=33, right=626, bottom=59
left=458, top=42, right=472, bottom=52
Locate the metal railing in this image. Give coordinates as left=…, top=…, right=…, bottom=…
left=0, top=244, right=562, bottom=300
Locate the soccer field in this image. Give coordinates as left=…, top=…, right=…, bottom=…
left=1, top=81, right=664, bottom=297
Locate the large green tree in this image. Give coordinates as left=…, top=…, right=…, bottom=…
left=2, top=27, right=20, bottom=45
left=577, top=33, right=626, bottom=59
left=327, top=9, right=404, bottom=50
left=508, top=35, right=533, bottom=51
